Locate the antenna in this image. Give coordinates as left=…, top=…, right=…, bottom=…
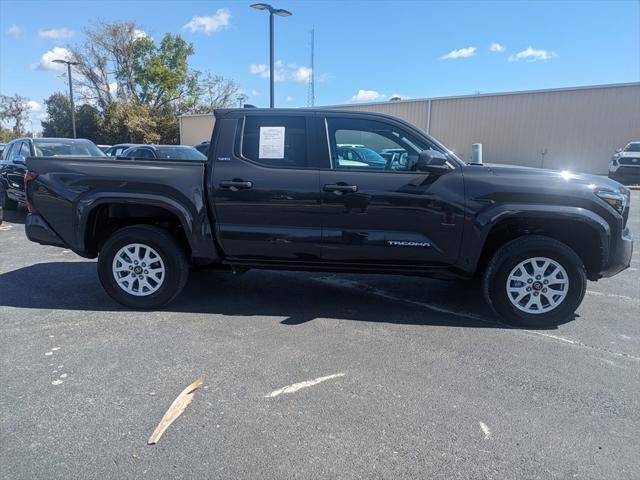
left=307, top=28, right=315, bottom=107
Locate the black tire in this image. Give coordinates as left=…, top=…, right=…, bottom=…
left=482, top=235, right=587, bottom=328
left=0, top=184, right=18, bottom=211
left=97, top=225, right=189, bottom=309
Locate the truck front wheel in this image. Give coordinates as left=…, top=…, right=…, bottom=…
left=482, top=235, right=587, bottom=327
left=97, top=225, right=189, bottom=309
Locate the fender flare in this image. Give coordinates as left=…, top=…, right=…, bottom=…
left=461, top=203, right=610, bottom=272
left=75, top=192, right=218, bottom=261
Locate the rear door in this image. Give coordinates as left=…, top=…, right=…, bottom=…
left=210, top=112, right=322, bottom=262
left=318, top=114, right=465, bottom=267
left=5, top=140, right=30, bottom=203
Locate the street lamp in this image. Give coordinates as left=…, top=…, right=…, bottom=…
left=53, top=59, right=80, bottom=138
left=250, top=3, right=292, bottom=108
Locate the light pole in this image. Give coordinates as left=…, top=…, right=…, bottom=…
left=53, top=59, right=79, bottom=138
left=250, top=3, right=292, bottom=108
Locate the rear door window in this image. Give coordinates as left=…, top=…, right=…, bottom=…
left=240, top=115, right=309, bottom=168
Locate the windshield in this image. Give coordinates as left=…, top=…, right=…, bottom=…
left=624, top=143, right=640, bottom=152
left=354, top=148, right=386, bottom=162
left=155, top=147, right=207, bottom=161
left=33, top=140, right=106, bottom=157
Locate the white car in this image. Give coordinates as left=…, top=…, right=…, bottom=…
left=609, top=141, right=640, bottom=185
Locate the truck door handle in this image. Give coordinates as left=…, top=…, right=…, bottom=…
left=219, top=180, right=253, bottom=190
left=323, top=183, right=358, bottom=193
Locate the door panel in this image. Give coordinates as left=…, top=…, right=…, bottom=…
left=320, top=169, right=465, bottom=265
left=319, top=116, right=465, bottom=266
left=210, top=115, right=322, bottom=262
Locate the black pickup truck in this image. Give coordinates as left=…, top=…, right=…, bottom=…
left=24, top=108, right=633, bottom=327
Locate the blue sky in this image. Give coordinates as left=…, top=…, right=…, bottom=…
left=1, top=0, right=638, bottom=131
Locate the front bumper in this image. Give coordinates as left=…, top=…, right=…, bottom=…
left=609, top=167, right=640, bottom=185
left=599, top=225, right=633, bottom=278
left=25, top=213, right=67, bottom=248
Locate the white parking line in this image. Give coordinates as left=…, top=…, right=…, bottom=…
left=266, top=373, right=345, bottom=398
left=479, top=421, right=491, bottom=439
left=312, top=276, right=640, bottom=361
left=587, top=291, right=638, bottom=302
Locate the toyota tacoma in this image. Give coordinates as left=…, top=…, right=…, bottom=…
left=23, top=109, right=633, bottom=327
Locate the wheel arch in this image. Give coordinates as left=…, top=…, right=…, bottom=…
left=78, top=194, right=201, bottom=258
left=472, top=205, right=610, bottom=280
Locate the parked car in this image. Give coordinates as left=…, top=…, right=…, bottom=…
left=336, top=146, right=388, bottom=169
left=97, top=144, right=112, bottom=153
left=609, top=141, right=640, bottom=185
left=24, top=109, right=632, bottom=328
left=194, top=142, right=210, bottom=157
left=120, top=145, right=207, bottom=161
left=104, top=143, right=140, bottom=157
left=1, top=137, right=105, bottom=210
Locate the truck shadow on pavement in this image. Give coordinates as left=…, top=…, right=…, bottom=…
left=0, top=261, right=567, bottom=329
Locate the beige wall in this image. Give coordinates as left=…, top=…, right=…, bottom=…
left=428, top=84, right=640, bottom=173
left=180, top=83, right=640, bottom=174
left=179, top=114, right=215, bottom=146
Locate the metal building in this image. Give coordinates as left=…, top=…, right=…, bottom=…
left=179, top=82, right=640, bottom=174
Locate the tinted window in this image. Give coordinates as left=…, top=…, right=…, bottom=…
left=326, top=117, right=426, bottom=171
left=33, top=140, right=105, bottom=157
left=155, top=147, right=206, bottom=161
left=624, top=143, right=640, bottom=152
left=19, top=142, right=31, bottom=157
left=126, top=148, right=155, bottom=159
left=8, top=142, right=23, bottom=161
left=2, top=142, right=15, bottom=162
left=241, top=115, right=308, bottom=168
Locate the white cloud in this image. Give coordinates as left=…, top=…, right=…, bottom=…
left=292, top=66, right=312, bottom=83
left=27, top=100, right=43, bottom=112
left=133, top=29, right=150, bottom=40
left=109, top=82, right=118, bottom=96
left=249, top=63, right=285, bottom=81
left=38, top=28, right=74, bottom=39
left=508, top=47, right=557, bottom=62
left=350, top=89, right=385, bottom=102
left=183, top=8, right=231, bottom=34
left=285, top=95, right=294, bottom=102
left=33, top=47, right=72, bottom=71
left=250, top=89, right=261, bottom=96
left=490, top=42, right=505, bottom=53
left=6, top=24, right=22, bottom=37
left=441, top=47, right=476, bottom=60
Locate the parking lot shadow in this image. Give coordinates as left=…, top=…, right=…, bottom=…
left=0, top=261, right=527, bottom=329
left=1, top=208, right=27, bottom=225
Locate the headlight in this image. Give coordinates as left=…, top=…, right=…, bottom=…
left=595, top=189, right=626, bottom=214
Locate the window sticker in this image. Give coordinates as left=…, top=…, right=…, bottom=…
left=259, top=126, right=285, bottom=159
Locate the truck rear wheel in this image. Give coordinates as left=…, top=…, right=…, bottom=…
left=97, top=225, right=189, bottom=309
left=482, top=235, right=587, bottom=328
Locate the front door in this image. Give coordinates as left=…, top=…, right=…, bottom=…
left=319, top=115, right=465, bottom=267
left=210, top=112, right=322, bottom=263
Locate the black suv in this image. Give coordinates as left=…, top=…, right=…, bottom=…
left=0, top=137, right=105, bottom=210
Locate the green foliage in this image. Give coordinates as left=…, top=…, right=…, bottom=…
left=41, top=93, right=72, bottom=138
left=46, top=20, right=244, bottom=145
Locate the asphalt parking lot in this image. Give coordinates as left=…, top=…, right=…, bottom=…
left=1, top=193, right=638, bottom=480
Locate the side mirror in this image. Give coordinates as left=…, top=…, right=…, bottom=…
left=616, top=148, right=622, bottom=153
left=14, top=155, right=26, bottom=165
left=416, top=149, right=449, bottom=173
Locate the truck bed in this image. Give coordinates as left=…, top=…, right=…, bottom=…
left=26, top=156, right=215, bottom=260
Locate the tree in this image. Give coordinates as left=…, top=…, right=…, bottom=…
left=0, top=93, right=30, bottom=136
left=41, top=93, right=72, bottom=138
left=44, top=20, right=243, bottom=144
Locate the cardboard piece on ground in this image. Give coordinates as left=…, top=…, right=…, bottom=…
left=147, top=378, right=203, bottom=445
